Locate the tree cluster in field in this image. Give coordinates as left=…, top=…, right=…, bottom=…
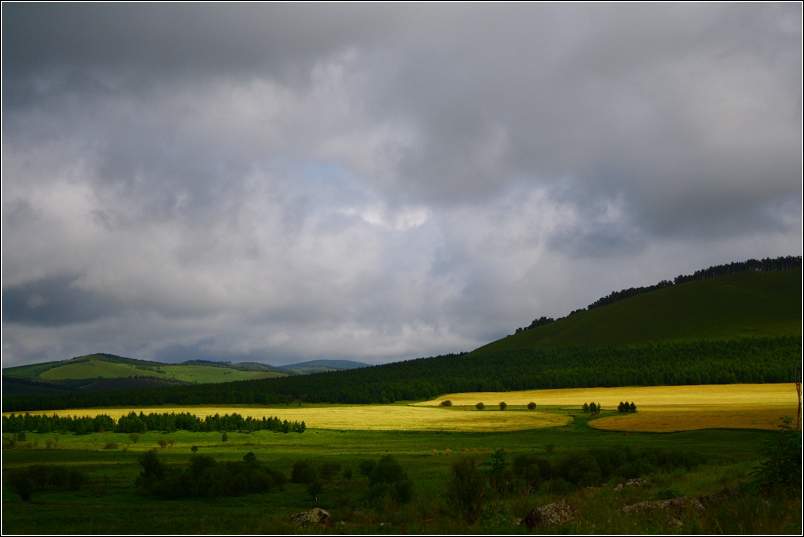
left=2, top=411, right=305, bottom=435
left=582, top=402, right=602, bottom=414
left=4, top=464, right=86, bottom=502
left=3, top=336, right=799, bottom=411
left=136, top=450, right=287, bottom=499
left=447, top=445, right=706, bottom=523
left=617, top=401, right=637, bottom=412
left=515, top=255, right=801, bottom=331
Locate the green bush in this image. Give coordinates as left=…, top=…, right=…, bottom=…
left=5, top=464, right=86, bottom=502
left=752, top=415, right=802, bottom=496
left=319, top=461, right=342, bottom=482
left=359, top=459, right=376, bottom=477
left=366, top=455, right=413, bottom=505
left=446, top=458, right=486, bottom=523
left=136, top=451, right=286, bottom=500
left=291, top=460, right=316, bottom=484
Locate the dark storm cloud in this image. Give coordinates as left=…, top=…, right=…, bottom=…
left=2, top=3, right=800, bottom=367
left=2, top=274, right=122, bottom=327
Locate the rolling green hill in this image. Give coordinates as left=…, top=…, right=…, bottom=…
left=2, top=353, right=292, bottom=397
left=477, top=268, right=801, bottom=356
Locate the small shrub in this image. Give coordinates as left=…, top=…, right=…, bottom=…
left=191, top=445, right=198, bottom=453
left=307, top=480, right=323, bottom=498
left=656, top=488, right=683, bottom=500
left=221, top=432, right=228, bottom=443
left=476, top=402, right=485, bottom=410
left=366, top=455, right=413, bottom=505
left=104, top=441, right=118, bottom=450
left=157, top=439, right=167, bottom=449
left=359, top=459, right=375, bottom=478
left=291, top=460, right=316, bottom=484
left=447, top=458, right=486, bottom=523
left=319, top=462, right=342, bottom=482
left=129, top=433, right=140, bottom=444
left=168, top=438, right=176, bottom=448
left=527, top=402, right=537, bottom=410
left=498, top=402, right=507, bottom=411
left=751, top=415, right=802, bottom=496
left=440, top=400, right=453, bottom=407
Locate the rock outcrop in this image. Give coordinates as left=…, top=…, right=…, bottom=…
left=291, top=508, right=332, bottom=527
left=521, top=499, right=576, bottom=529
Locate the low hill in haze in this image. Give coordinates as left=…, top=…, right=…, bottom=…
left=280, top=360, right=370, bottom=375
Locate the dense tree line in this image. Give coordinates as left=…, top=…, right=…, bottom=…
left=673, top=256, right=802, bottom=284
left=3, top=336, right=799, bottom=412
left=2, top=411, right=305, bottom=435
left=516, top=255, right=801, bottom=332
left=137, top=450, right=288, bottom=499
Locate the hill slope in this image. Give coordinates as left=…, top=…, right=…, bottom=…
left=478, top=268, right=801, bottom=356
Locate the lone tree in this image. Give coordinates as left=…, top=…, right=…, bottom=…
left=476, top=402, right=485, bottom=410
left=129, top=433, right=140, bottom=444
left=499, top=402, right=507, bottom=411
left=157, top=439, right=167, bottom=449
left=527, top=402, right=537, bottom=410
left=440, top=400, right=453, bottom=407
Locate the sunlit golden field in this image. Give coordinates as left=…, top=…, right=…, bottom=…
left=3, top=405, right=570, bottom=432
left=417, top=383, right=799, bottom=432
left=6, top=384, right=797, bottom=433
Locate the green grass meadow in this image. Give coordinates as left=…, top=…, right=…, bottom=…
left=3, top=408, right=801, bottom=534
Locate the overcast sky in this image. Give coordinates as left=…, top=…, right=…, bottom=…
left=2, top=3, right=801, bottom=368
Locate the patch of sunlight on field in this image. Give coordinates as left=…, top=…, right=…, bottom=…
left=3, top=405, right=571, bottom=432
left=416, top=383, right=799, bottom=432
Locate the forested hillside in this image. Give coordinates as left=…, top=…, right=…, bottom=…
left=498, top=268, right=801, bottom=354
left=514, top=255, right=801, bottom=333
left=4, top=336, right=800, bottom=411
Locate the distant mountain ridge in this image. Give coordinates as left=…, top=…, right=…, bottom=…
left=2, top=354, right=372, bottom=398
left=279, top=360, right=370, bottom=375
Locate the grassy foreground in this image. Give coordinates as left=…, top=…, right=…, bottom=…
left=3, top=385, right=801, bottom=534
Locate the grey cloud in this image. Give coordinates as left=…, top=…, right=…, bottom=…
left=2, top=4, right=801, bottom=368
left=2, top=274, right=123, bottom=327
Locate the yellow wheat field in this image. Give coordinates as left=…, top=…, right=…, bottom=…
left=6, top=384, right=797, bottom=433
left=417, top=383, right=799, bottom=432
left=3, top=405, right=570, bottom=432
